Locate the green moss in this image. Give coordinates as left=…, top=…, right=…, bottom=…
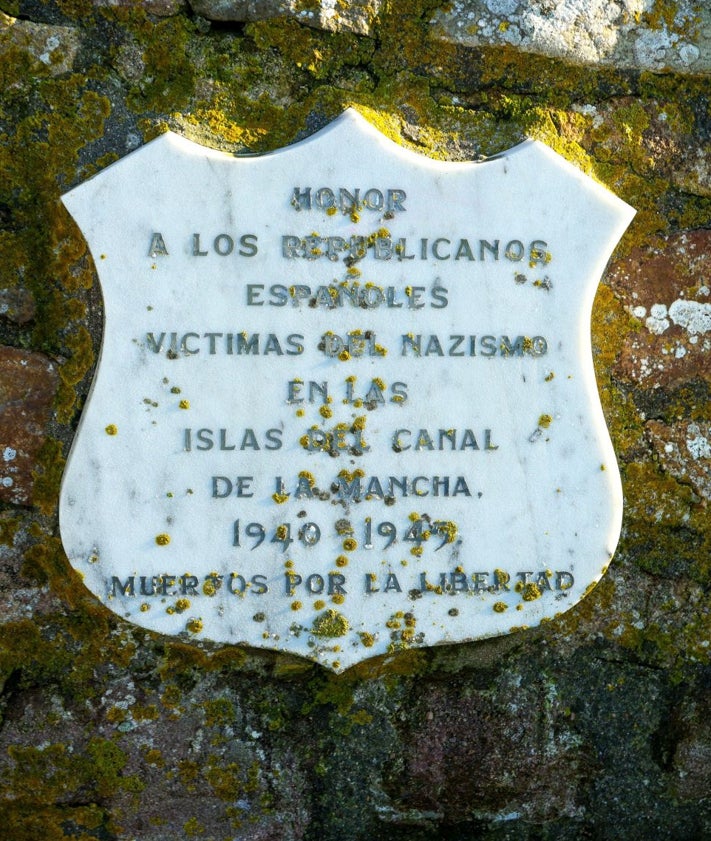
left=132, top=17, right=195, bottom=112
left=0, top=737, right=142, bottom=838
left=203, top=697, right=236, bottom=727
left=477, top=45, right=632, bottom=107
left=204, top=762, right=247, bottom=801
left=1, top=8, right=709, bottom=823
left=299, top=671, right=382, bottom=735
left=246, top=17, right=374, bottom=82
left=59, top=326, right=94, bottom=388
left=31, top=439, right=66, bottom=517
left=613, top=606, right=711, bottom=684
left=177, top=759, right=200, bottom=790
left=613, top=101, right=651, bottom=147
left=623, top=461, right=697, bottom=526
left=272, top=654, right=316, bottom=677
left=0, top=515, right=20, bottom=546
left=634, top=380, right=711, bottom=427
left=642, top=0, right=691, bottom=31
left=0, top=803, right=106, bottom=841
left=156, top=639, right=247, bottom=682
left=22, top=530, right=66, bottom=588
left=548, top=573, right=616, bottom=634
left=371, top=0, right=459, bottom=84
left=87, top=737, right=144, bottom=797
left=591, top=284, right=646, bottom=456
left=55, top=0, right=97, bottom=18
left=0, top=620, right=70, bottom=688
left=0, top=57, right=109, bottom=492
left=183, top=816, right=206, bottom=836
left=303, top=673, right=356, bottom=716
left=625, top=523, right=710, bottom=584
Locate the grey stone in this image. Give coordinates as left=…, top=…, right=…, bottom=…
left=646, top=420, right=711, bottom=501
left=92, top=0, right=188, bottom=15
left=0, top=347, right=59, bottom=507
left=188, top=0, right=383, bottom=35
left=0, top=288, right=36, bottom=325
left=0, top=12, right=80, bottom=75
left=433, top=0, right=711, bottom=74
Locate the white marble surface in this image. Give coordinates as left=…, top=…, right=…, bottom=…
left=60, top=110, right=635, bottom=671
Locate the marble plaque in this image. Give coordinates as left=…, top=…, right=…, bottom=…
left=60, top=110, right=635, bottom=671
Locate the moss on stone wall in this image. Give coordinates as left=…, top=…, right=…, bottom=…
left=0, top=1, right=709, bottom=838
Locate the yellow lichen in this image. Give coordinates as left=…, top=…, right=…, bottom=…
left=521, top=583, right=542, bottom=601
left=186, top=618, right=203, bottom=634
left=311, top=609, right=349, bottom=638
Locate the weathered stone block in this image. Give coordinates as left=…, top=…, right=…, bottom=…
left=0, top=12, right=81, bottom=75
left=0, top=347, right=59, bottom=506
left=433, top=0, right=711, bottom=74
left=188, top=0, right=382, bottom=34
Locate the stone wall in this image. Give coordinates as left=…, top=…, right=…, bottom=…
left=0, top=1, right=709, bottom=839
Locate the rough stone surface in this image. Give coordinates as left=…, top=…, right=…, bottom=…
left=433, top=0, right=711, bottom=73
left=188, top=0, right=383, bottom=34
left=669, top=691, right=711, bottom=802
left=0, top=288, right=36, bottom=324
left=607, top=230, right=711, bottom=389
left=646, top=419, right=711, bottom=500
left=93, top=0, right=188, bottom=15
left=0, top=347, right=59, bottom=506
left=580, top=97, right=711, bottom=199
left=0, top=0, right=709, bottom=838
left=0, top=12, right=81, bottom=75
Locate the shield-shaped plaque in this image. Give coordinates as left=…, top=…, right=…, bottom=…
left=60, top=110, right=634, bottom=671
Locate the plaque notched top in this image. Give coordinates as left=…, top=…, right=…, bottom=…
left=60, top=109, right=635, bottom=672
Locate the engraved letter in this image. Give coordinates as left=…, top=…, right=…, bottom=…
left=192, top=233, right=208, bottom=256
left=291, top=188, right=311, bottom=210
left=148, top=232, right=168, bottom=257
left=212, top=476, right=232, bottom=498
left=112, top=576, right=135, bottom=596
